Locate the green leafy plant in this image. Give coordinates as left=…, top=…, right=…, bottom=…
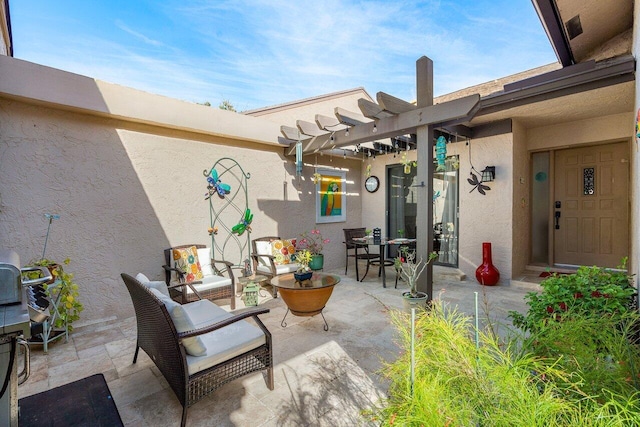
left=509, top=260, right=636, bottom=333
left=295, top=249, right=313, bottom=273
left=368, top=303, right=640, bottom=426
left=26, top=258, right=83, bottom=332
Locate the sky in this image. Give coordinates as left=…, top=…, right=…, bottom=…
left=9, top=0, right=557, bottom=112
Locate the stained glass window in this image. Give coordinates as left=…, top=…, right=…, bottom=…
left=583, top=167, right=595, bottom=195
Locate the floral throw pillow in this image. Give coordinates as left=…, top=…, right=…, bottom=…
left=271, top=239, right=296, bottom=265
left=172, top=246, right=204, bottom=282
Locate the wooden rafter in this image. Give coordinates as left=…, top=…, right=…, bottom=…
left=376, top=91, right=416, bottom=114
left=315, top=114, right=348, bottom=132
left=296, top=119, right=327, bottom=137
left=286, top=93, right=480, bottom=155
left=358, top=98, right=394, bottom=120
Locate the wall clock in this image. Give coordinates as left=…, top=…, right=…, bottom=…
left=365, top=176, right=380, bottom=193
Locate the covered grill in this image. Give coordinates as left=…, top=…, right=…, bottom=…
left=0, top=249, right=51, bottom=426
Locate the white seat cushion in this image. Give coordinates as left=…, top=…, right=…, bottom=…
left=256, top=263, right=301, bottom=276
left=186, top=317, right=266, bottom=375
left=182, top=274, right=232, bottom=295
left=172, top=299, right=231, bottom=356
left=275, top=263, right=301, bottom=275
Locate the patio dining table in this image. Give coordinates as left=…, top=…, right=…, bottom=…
left=352, top=237, right=416, bottom=288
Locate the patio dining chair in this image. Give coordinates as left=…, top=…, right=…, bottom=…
left=343, top=228, right=380, bottom=281
left=121, top=273, right=273, bottom=427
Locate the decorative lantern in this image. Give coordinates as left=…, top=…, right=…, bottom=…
left=242, top=282, right=260, bottom=307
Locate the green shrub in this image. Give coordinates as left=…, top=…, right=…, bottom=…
left=509, top=262, right=636, bottom=334
left=369, top=304, right=640, bottom=426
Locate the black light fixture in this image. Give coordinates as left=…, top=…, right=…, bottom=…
left=481, top=166, right=496, bottom=182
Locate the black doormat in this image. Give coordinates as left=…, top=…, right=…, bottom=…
left=19, top=373, right=124, bottom=427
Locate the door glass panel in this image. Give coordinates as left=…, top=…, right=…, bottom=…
left=386, top=156, right=459, bottom=267
left=433, top=156, right=459, bottom=266
left=531, top=151, right=550, bottom=263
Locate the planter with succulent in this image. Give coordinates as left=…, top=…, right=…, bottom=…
left=297, top=229, right=330, bottom=271
left=26, top=258, right=83, bottom=333
left=293, top=249, right=313, bottom=281
left=395, top=249, right=438, bottom=309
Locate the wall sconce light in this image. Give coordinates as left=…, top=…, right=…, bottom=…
left=481, top=166, right=496, bottom=182
left=372, top=123, right=377, bottom=133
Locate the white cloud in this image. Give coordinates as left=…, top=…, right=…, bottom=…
left=11, top=0, right=556, bottom=110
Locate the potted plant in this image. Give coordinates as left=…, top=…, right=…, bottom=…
left=293, top=249, right=313, bottom=281
left=297, top=229, right=330, bottom=270
left=395, top=249, right=438, bottom=309
left=25, top=258, right=83, bottom=332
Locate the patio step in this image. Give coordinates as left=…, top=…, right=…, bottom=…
left=510, top=264, right=577, bottom=291
left=433, top=265, right=466, bottom=281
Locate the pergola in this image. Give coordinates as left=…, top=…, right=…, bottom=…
left=281, top=56, right=481, bottom=299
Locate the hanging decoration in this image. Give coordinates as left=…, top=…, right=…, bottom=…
left=295, top=135, right=303, bottom=177
left=466, top=139, right=491, bottom=195
left=232, top=209, right=253, bottom=235
left=401, top=151, right=417, bottom=174
left=205, top=168, right=231, bottom=199
left=312, top=171, right=322, bottom=184
left=435, top=136, right=448, bottom=172
left=366, top=164, right=372, bottom=178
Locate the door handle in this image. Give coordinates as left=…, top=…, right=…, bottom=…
left=555, top=211, right=561, bottom=229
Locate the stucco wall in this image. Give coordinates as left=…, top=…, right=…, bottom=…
left=527, top=113, right=632, bottom=151
left=0, top=60, right=363, bottom=326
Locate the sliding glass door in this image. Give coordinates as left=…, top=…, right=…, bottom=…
left=387, top=156, right=459, bottom=266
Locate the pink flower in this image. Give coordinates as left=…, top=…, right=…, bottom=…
left=323, top=239, right=330, bottom=244
left=311, top=229, right=320, bottom=234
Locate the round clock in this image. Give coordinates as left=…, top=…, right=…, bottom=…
left=365, top=176, right=380, bottom=193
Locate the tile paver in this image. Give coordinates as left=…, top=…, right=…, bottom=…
left=19, top=265, right=534, bottom=426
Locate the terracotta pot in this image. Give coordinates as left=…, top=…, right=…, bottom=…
left=475, top=242, right=500, bottom=286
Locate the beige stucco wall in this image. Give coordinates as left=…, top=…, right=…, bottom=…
left=527, top=113, right=633, bottom=152
left=0, top=57, right=362, bottom=326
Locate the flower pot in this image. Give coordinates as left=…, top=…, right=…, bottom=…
left=475, top=242, right=500, bottom=286
left=309, top=254, right=324, bottom=271
left=402, top=291, right=428, bottom=311
left=294, top=271, right=313, bottom=281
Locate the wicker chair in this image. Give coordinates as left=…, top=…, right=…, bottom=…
left=250, top=236, right=302, bottom=298
left=163, top=244, right=236, bottom=309
left=121, top=273, right=273, bottom=427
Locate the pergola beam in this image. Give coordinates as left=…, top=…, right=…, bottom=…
left=296, top=119, right=327, bottom=137
left=280, top=125, right=311, bottom=141
left=286, top=93, right=480, bottom=155
left=377, top=91, right=417, bottom=114
left=315, top=114, right=348, bottom=132
left=358, top=98, right=395, bottom=119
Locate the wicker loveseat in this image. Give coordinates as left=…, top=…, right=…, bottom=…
left=121, top=273, right=274, bottom=427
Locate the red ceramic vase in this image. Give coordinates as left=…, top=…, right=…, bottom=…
left=475, top=242, right=500, bottom=286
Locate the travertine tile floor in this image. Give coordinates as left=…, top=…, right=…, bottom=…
left=18, top=266, right=535, bottom=426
